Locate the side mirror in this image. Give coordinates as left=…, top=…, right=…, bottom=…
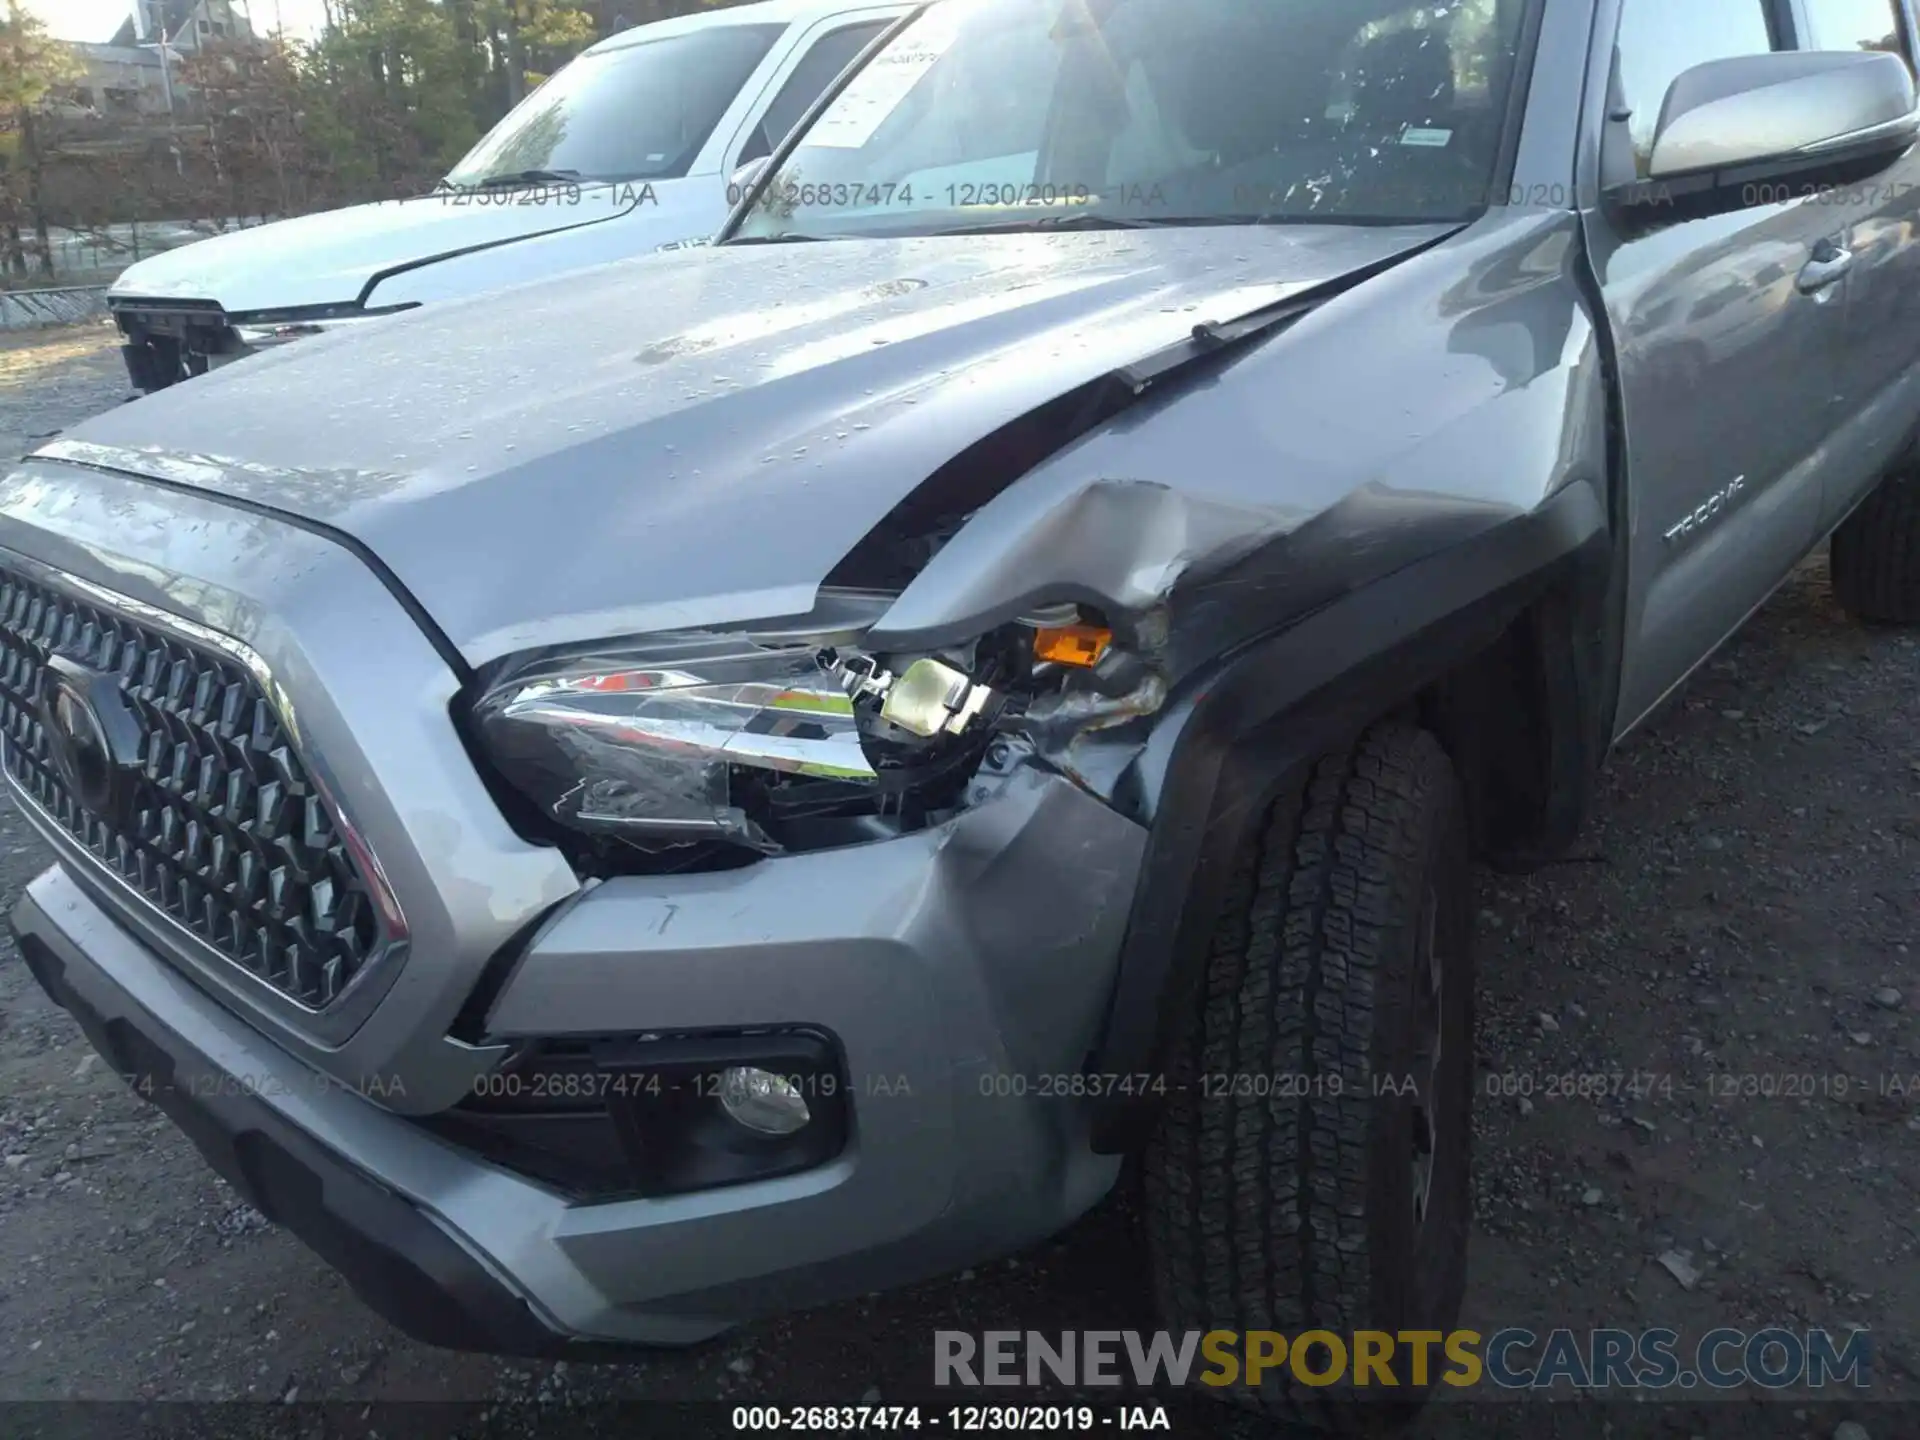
left=1606, top=50, right=1918, bottom=222
left=729, top=155, right=772, bottom=201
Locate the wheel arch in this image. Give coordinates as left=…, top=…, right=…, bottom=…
left=1085, top=478, right=1611, bottom=1153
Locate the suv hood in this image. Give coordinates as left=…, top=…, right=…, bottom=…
left=107, top=183, right=654, bottom=313
left=52, top=224, right=1451, bottom=663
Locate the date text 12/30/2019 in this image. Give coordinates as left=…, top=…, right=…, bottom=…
left=731, top=1405, right=1174, bottom=1432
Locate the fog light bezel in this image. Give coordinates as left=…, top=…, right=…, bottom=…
left=427, top=1028, right=851, bottom=1200
left=594, top=1029, right=850, bottom=1196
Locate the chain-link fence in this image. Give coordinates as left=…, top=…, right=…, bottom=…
left=5, top=217, right=261, bottom=289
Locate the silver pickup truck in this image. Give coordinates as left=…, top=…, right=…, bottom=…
left=7, top=0, right=1920, bottom=1427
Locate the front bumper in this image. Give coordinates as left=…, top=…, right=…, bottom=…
left=109, top=298, right=396, bottom=390
left=0, top=451, right=1144, bottom=1345
left=11, top=759, right=1142, bottom=1347
left=108, top=297, right=238, bottom=390
left=13, top=875, right=568, bottom=1354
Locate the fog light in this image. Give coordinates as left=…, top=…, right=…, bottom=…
left=718, top=1066, right=811, bottom=1136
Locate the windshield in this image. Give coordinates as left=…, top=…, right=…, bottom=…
left=446, top=24, right=785, bottom=187
left=733, top=0, right=1531, bottom=239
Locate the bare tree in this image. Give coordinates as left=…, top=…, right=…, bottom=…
left=0, top=0, right=81, bottom=280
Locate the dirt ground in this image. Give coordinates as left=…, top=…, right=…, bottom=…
left=0, top=323, right=1914, bottom=1440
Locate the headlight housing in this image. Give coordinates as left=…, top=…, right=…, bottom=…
left=469, top=592, right=1160, bottom=870
left=475, top=632, right=884, bottom=856
left=232, top=316, right=381, bottom=350
left=229, top=302, right=416, bottom=351
left=232, top=321, right=335, bottom=350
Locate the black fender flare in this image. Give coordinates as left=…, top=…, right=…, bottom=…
left=1085, top=478, right=1609, bottom=1152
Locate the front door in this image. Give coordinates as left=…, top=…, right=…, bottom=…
left=1587, top=0, right=1849, bottom=734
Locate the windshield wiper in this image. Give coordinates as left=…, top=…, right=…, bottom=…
left=466, top=168, right=586, bottom=188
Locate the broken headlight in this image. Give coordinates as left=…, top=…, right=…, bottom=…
left=470, top=596, right=1161, bottom=866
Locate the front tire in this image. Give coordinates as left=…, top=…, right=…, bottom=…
left=1831, top=470, right=1920, bottom=624
left=1142, top=722, right=1474, bottom=1432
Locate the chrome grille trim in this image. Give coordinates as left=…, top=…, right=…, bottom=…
left=0, top=549, right=408, bottom=1014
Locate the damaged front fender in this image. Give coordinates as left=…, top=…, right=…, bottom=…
left=860, top=209, right=1612, bottom=829
left=865, top=478, right=1293, bottom=655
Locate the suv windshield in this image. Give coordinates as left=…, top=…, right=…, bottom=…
left=734, top=0, right=1531, bottom=239
left=445, top=24, right=785, bottom=187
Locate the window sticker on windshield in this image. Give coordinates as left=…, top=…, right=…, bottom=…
left=1401, top=127, right=1454, bottom=148
left=803, top=8, right=965, bottom=149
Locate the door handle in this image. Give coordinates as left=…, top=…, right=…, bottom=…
left=1797, top=241, right=1854, bottom=294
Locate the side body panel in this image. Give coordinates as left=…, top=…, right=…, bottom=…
left=1824, top=0, right=1920, bottom=533
left=1580, top=1, right=1841, bottom=734
left=1579, top=0, right=1920, bottom=735
left=1592, top=206, right=1841, bottom=733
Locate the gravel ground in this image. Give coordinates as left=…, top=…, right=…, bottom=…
left=0, top=324, right=1915, bottom=1440
left=0, top=324, right=133, bottom=460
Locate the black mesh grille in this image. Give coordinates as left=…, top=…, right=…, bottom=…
left=0, top=565, right=386, bottom=1008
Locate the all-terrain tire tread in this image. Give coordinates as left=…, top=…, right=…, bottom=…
left=1142, top=723, right=1457, bottom=1433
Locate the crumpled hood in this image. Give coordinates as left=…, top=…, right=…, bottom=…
left=52, top=224, right=1452, bottom=663
left=107, top=184, right=648, bottom=312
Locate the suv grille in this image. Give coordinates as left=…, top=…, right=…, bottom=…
left=0, top=564, right=387, bottom=1009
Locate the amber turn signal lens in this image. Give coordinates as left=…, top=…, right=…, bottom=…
left=1033, top=624, right=1112, bottom=667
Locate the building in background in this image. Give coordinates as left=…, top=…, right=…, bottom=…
left=61, top=1, right=256, bottom=121
left=60, top=44, right=168, bottom=119
left=111, top=0, right=255, bottom=52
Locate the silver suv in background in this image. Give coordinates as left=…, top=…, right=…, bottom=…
left=11, top=0, right=1920, bottom=1429
left=107, top=0, right=908, bottom=391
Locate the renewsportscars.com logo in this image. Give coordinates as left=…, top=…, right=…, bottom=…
left=933, top=1328, right=1872, bottom=1391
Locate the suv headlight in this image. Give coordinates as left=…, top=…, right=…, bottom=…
left=469, top=593, right=1160, bottom=865
left=233, top=315, right=380, bottom=350
left=229, top=302, right=416, bottom=350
